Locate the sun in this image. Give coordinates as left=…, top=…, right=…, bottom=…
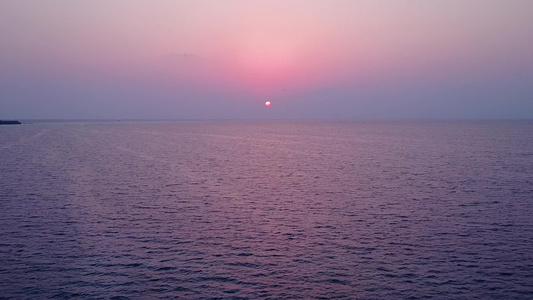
left=265, top=101, right=271, bottom=107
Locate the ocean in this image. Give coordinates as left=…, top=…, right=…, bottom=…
left=1, top=121, right=532, bottom=299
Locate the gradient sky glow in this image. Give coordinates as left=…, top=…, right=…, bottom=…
left=1, top=0, right=532, bottom=120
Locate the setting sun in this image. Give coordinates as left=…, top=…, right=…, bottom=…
left=265, top=101, right=271, bottom=107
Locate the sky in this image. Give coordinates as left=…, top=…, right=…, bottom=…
left=1, top=0, right=532, bottom=120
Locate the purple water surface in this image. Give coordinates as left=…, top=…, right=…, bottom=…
left=1, top=121, right=532, bottom=299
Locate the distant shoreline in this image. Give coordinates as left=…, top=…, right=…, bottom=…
left=0, top=120, right=22, bottom=125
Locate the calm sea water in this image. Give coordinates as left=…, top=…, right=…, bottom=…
left=1, top=121, right=532, bottom=299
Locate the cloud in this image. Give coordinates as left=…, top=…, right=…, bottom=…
left=163, top=52, right=196, bottom=60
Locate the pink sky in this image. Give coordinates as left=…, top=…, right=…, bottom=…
left=1, top=0, right=532, bottom=119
